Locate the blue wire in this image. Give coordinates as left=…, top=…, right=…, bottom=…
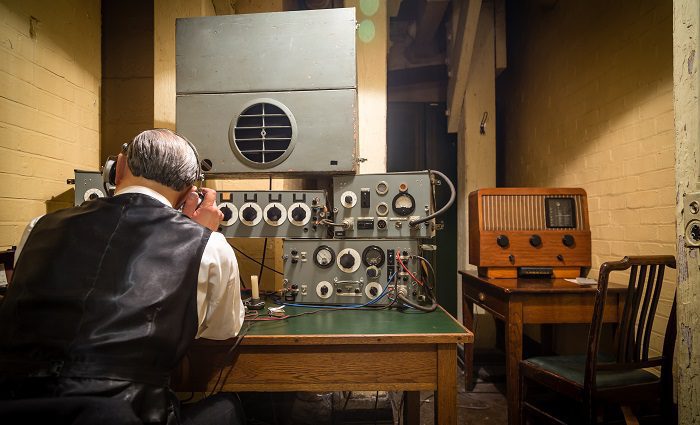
left=276, top=272, right=398, bottom=310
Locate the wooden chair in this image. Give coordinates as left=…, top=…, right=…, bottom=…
left=519, top=255, right=677, bottom=424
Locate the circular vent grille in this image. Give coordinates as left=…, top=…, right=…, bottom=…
left=230, top=100, right=297, bottom=168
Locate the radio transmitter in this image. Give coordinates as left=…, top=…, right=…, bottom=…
left=331, top=171, right=436, bottom=239
left=282, top=239, right=426, bottom=306
left=469, top=188, right=591, bottom=278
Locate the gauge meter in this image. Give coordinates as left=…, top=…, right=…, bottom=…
left=362, top=245, right=386, bottom=267
left=392, top=192, right=416, bottom=216
left=313, top=245, right=335, bottom=268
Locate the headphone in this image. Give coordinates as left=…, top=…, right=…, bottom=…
left=102, top=129, right=205, bottom=197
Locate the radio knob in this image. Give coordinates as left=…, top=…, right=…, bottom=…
left=339, top=253, right=355, bottom=269
left=562, top=234, right=575, bottom=247
left=530, top=234, right=542, bottom=247
left=220, top=206, right=233, bottom=221
left=291, top=206, right=307, bottom=222
left=266, top=205, right=282, bottom=221
left=344, top=195, right=353, bottom=205
left=366, top=266, right=379, bottom=279
left=320, top=286, right=329, bottom=295
left=242, top=206, right=257, bottom=222
left=496, top=235, right=509, bottom=248
left=369, top=287, right=379, bottom=297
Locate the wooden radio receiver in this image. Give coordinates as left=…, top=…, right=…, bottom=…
left=469, top=188, right=591, bottom=278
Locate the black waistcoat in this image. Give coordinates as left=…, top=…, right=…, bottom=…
left=0, top=193, right=211, bottom=423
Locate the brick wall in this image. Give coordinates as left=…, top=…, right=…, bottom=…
left=498, top=0, right=674, bottom=355
left=0, top=0, right=101, bottom=249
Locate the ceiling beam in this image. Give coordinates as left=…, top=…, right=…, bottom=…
left=446, top=0, right=482, bottom=133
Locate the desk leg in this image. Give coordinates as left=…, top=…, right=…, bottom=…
left=436, top=343, right=457, bottom=425
left=463, top=296, right=475, bottom=391
left=403, top=391, right=420, bottom=425
left=506, top=300, right=523, bottom=425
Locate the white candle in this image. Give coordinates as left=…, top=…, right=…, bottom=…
left=251, top=275, right=260, bottom=300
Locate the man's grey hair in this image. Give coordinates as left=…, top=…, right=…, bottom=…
left=126, top=129, right=200, bottom=192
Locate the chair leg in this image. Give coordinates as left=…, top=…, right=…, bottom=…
left=620, top=405, right=640, bottom=425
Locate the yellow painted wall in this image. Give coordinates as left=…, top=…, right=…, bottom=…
left=0, top=0, right=101, bottom=250
left=499, top=0, right=674, bottom=355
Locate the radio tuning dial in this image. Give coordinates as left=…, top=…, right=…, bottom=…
left=529, top=234, right=542, bottom=248
left=267, top=205, right=282, bottom=221
left=291, top=206, right=306, bottom=222
left=366, top=266, right=380, bottom=279
left=562, top=234, right=575, bottom=247
left=339, top=253, right=355, bottom=269
left=496, top=235, right=509, bottom=248
left=242, top=206, right=257, bottom=221
left=220, top=206, right=233, bottom=221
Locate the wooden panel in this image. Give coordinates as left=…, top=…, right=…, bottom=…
left=462, top=278, right=508, bottom=320
left=177, top=344, right=438, bottom=392
left=521, top=293, right=620, bottom=324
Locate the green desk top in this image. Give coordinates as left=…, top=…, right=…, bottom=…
left=243, top=305, right=468, bottom=340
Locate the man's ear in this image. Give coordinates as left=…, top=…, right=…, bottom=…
left=115, top=153, right=127, bottom=186
left=175, top=185, right=196, bottom=210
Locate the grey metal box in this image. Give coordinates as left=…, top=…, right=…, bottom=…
left=177, top=90, right=357, bottom=174
left=176, top=8, right=356, bottom=93
left=217, top=190, right=327, bottom=238
left=332, top=172, right=436, bottom=239
left=73, top=170, right=106, bottom=206
left=282, top=238, right=422, bottom=306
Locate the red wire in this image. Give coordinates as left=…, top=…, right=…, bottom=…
left=396, top=251, right=424, bottom=286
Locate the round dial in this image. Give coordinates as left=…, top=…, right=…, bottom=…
left=336, top=248, right=361, bottom=273
left=239, top=202, right=262, bottom=226
left=313, top=245, right=335, bottom=269
left=263, top=202, right=287, bottom=226
left=219, top=202, right=238, bottom=226
left=288, top=202, right=311, bottom=226
left=376, top=181, right=389, bottom=195
left=362, top=245, right=385, bottom=267
left=340, top=191, right=357, bottom=208
left=392, top=192, right=416, bottom=216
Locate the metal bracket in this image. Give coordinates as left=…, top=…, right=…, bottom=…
left=683, top=191, right=700, bottom=248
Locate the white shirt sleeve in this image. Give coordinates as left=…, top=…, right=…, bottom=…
left=196, top=231, right=245, bottom=340
left=14, top=216, right=42, bottom=267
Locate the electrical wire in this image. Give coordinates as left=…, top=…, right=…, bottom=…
left=230, top=244, right=284, bottom=275
left=208, top=321, right=253, bottom=396
left=409, top=169, right=455, bottom=227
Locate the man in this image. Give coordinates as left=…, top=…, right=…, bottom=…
left=0, top=129, right=245, bottom=424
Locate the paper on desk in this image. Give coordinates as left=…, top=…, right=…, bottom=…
left=565, top=277, right=597, bottom=285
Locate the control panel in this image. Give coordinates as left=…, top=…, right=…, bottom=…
left=70, top=170, right=106, bottom=206
left=217, top=190, right=328, bottom=238
left=332, top=172, right=435, bottom=239
left=282, top=239, right=425, bottom=306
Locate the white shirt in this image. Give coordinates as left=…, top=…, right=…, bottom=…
left=14, top=186, right=244, bottom=341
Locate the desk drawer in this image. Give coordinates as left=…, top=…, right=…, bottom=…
left=462, top=282, right=507, bottom=320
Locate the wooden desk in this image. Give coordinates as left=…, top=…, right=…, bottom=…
left=175, top=306, right=472, bottom=425
left=459, top=270, right=625, bottom=425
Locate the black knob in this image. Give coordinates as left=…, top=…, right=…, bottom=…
left=320, top=286, right=329, bottom=295
left=291, top=284, right=298, bottom=290
left=562, top=234, right=575, bottom=247
left=366, top=267, right=378, bottom=278
left=344, top=195, right=353, bottom=205
left=291, top=206, right=306, bottom=222
left=530, top=234, right=542, bottom=247
left=354, top=288, right=361, bottom=294
left=242, top=206, right=257, bottom=222
left=692, top=224, right=700, bottom=242
left=369, top=287, right=378, bottom=296
left=88, top=193, right=99, bottom=200
left=557, top=254, right=564, bottom=261
left=267, top=205, right=282, bottom=221
left=220, top=206, right=233, bottom=221
left=496, top=235, right=509, bottom=248
left=291, top=249, right=298, bottom=256
left=339, top=253, right=355, bottom=269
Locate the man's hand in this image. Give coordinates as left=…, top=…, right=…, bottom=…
left=182, top=187, right=223, bottom=232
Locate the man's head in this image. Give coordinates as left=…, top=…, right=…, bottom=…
left=116, top=129, right=201, bottom=207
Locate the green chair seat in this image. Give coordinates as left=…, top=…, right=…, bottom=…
left=524, top=354, right=658, bottom=388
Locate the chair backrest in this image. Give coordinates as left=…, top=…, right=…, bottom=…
left=584, top=255, right=676, bottom=391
